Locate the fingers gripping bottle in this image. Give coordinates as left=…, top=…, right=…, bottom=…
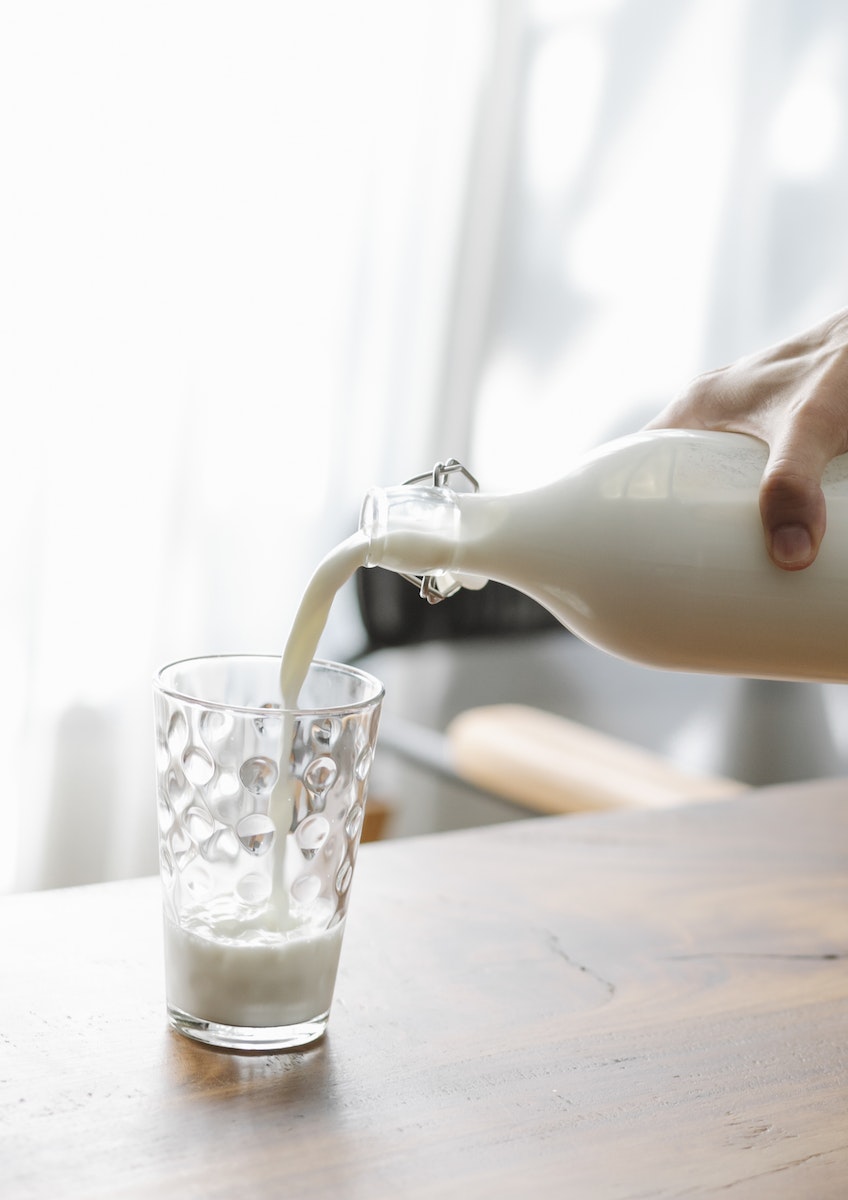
left=359, top=431, right=848, bottom=683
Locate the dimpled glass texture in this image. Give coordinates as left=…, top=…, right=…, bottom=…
left=153, top=655, right=383, bottom=1050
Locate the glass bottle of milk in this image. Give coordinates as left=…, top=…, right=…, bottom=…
left=356, top=430, right=848, bottom=684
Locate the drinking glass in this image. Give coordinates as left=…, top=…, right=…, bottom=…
left=153, top=655, right=383, bottom=1051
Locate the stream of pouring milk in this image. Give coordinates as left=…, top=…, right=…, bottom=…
left=171, top=518, right=472, bottom=1030
left=268, top=531, right=371, bottom=902
left=278, top=531, right=371, bottom=708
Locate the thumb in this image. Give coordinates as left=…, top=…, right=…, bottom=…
left=759, top=441, right=829, bottom=570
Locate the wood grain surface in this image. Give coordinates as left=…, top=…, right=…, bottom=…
left=2, top=780, right=847, bottom=1199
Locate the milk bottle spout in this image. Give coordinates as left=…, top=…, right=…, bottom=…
left=359, top=458, right=490, bottom=603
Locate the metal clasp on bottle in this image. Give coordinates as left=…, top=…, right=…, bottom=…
left=400, top=458, right=479, bottom=604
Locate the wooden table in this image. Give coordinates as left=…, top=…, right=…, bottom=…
left=2, top=781, right=847, bottom=1199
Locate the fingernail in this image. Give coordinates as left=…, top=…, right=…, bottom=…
left=771, top=523, right=813, bottom=566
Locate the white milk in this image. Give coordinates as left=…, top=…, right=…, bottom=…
left=165, top=909, right=344, bottom=1029
left=267, top=531, right=371, bottom=907
left=278, top=429, right=848, bottom=697
left=279, top=531, right=370, bottom=708
left=168, top=535, right=372, bottom=1034
left=274, top=428, right=848, bottom=696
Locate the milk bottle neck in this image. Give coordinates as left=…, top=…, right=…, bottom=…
left=359, top=482, right=496, bottom=599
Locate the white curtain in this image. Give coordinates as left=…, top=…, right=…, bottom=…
left=0, top=0, right=491, bottom=891
left=470, top=0, right=848, bottom=487
left=4, top=0, right=848, bottom=892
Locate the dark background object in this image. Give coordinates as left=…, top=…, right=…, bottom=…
left=355, top=566, right=563, bottom=651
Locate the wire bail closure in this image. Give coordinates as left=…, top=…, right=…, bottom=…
left=400, top=458, right=479, bottom=604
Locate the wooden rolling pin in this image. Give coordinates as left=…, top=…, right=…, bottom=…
left=446, top=704, right=748, bottom=814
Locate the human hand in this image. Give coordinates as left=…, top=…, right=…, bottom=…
left=645, top=309, right=848, bottom=570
